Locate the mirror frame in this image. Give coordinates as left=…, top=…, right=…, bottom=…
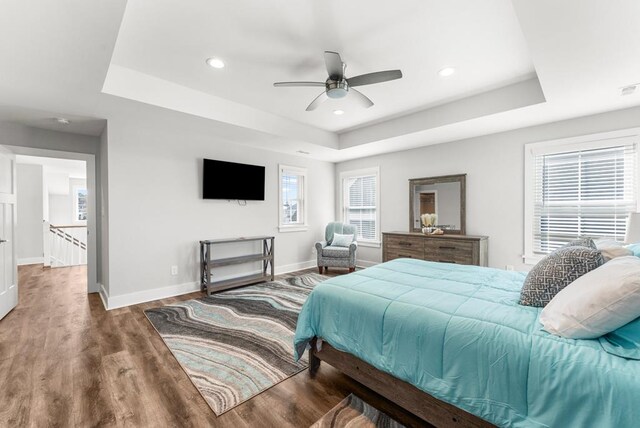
left=409, top=174, right=466, bottom=235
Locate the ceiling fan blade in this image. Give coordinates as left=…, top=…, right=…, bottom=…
left=273, top=81, right=325, bottom=87
left=324, top=51, right=344, bottom=80
left=347, top=70, right=403, bottom=87
left=306, top=91, right=329, bottom=111
left=349, top=88, right=374, bottom=108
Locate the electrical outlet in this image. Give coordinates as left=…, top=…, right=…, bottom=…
left=505, top=265, right=514, bottom=271
left=171, top=265, right=178, bottom=275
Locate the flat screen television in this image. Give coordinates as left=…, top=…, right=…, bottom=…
left=202, top=158, right=265, bottom=201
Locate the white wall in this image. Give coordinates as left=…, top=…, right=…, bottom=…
left=47, top=176, right=87, bottom=225
left=100, top=99, right=335, bottom=303
left=16, top=163, right=43, bottom=264
left=336, top=105, right=640, bottom=271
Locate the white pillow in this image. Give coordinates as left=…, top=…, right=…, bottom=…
left=331, top=233, right=354, bottom=247
left=595, top=239, right=633, bottom=262
left=540, top=256, right=640, bottom=339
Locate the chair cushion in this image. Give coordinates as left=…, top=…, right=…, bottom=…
left=519, top=246, right=604, bottom=307
left=322, top=246, right=350, bottom=258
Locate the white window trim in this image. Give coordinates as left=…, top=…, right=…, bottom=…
left=523, top=127, right=640, bottom=265
left=72, top=185, right=88, bottom=225
left=278, top=164, right=308, bottom=232
left=339, top=166, right=381, bottom=247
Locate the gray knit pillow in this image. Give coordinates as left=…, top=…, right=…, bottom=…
left=562, top=237, right=596, bottom=250
left=519, top=247, right=604, bottom=307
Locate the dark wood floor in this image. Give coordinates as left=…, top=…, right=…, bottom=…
left=0, top=265, right=429, bottom=427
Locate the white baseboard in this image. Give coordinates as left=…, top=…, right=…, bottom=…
left=103, top=281, right=200, bottom=310
left=100, top=260, right=316, bottom=310
left=18, top=257, right=44, bottom=266
left=98, top=283, right=109, bottom=311
left=275, top=259, right=316, bottom=275
left=357, top=260, right=379, bottom=268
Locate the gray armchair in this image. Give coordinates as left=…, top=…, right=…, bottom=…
left=316, top=222, right=358, bottom=274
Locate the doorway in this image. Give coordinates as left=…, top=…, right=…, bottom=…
left=419, top=191, right=437, bottom=217
left=3, top=146, right=97, bottom=295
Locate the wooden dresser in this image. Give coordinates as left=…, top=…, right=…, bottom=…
left=382, top=232, right=488, bottom=266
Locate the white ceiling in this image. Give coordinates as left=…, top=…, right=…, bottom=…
left=0, top=1, right=639, bottom=162
left=0, top=105, right=106, bottom=137
left=110, top=0, right=535, bottom=133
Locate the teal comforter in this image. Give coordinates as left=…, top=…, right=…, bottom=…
left=294, top=259, right=640, bottom=428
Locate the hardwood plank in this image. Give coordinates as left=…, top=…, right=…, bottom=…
left=0, top=264, right=439, bottom=428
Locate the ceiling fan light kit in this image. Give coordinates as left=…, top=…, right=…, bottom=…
left=274, top=51, right=402, bottom=111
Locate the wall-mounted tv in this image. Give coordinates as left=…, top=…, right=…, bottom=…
left=203, top=158, right=265, bottom=201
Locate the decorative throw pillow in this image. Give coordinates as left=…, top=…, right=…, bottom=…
left=562, top=237, right=596, bottom=250
left=594, top=240, right=633, bottom=262
left=540, top=256, right=640, bottom=339
left=331, top=233, right=354, bottom=247
left=519, top=247, right=604, bottom=307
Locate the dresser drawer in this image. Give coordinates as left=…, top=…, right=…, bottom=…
left=385, top=235, right=424, bottom=251
left=385, top=247, right=424, bottom=261
left=424, top=240, right=475, bottom=265
left=424, top=239, right=473, bottom=253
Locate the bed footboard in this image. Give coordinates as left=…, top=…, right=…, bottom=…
left=308, top=337, right=494, bottom=428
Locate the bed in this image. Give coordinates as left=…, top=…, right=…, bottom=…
left=294, top=258, right=640, bottom=428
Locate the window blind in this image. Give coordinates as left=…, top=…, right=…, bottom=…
left=533, top=143, right=637, bottom=254
left=343, top=174, right=377, bottom=241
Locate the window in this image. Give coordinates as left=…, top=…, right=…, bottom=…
left=341, top=167, right=380, bottom=246
left=74, top=187, right=88, bottom=222
left=524, top=129, right=639, bottom=263
left=279, top=165, right=307, bottom=232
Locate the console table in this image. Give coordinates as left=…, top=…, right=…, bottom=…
left=200, top=236, right=274, bottom=296
left=382, top=232, right=488, bottom=266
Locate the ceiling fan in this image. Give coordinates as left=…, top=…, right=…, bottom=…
left=273, top=51, right=402, bottom=111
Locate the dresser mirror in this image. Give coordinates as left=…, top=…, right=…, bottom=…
left=409, top=174, right=466, bottom=234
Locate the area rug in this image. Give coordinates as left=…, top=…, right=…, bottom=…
left=311, top=394, right=406, bottom=428
left=145, top=273, right=327, bottom=415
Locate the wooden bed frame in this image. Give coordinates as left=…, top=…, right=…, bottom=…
left=308, top=338, right=495, bottom=428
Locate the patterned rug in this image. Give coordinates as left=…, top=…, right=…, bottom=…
left=144, top=273, right=327, bottom=415
left=311, top=394, right=405, bottom=428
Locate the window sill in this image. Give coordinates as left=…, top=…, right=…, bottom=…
left=278, top=225, right=308, bottom=233
left=358, top=240, right=381, bottom=248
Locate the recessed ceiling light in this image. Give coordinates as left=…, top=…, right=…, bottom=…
left=333, top=109, right=345, bottom=115
left=206, top=57, right=225, bottom=69
left=55, top=118, right=70, bottom=125
left=621, top=85, right=637, bottom=96
left=438, top=67, right=456, bottom=77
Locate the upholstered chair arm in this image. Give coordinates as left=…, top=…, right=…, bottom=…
left=315, top=240, right=328, bottom=252
left=349, top=241, right=358, bottom=267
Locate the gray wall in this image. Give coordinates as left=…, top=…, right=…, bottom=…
left=16, top=163, right=43, bottom=263
left=99, top=125, right=109, bottom=293
left=0, top=121, right=103, bottom=288
left=336, top=105, right=640, bottom=271
left=98, top=98, right=336, bottom=300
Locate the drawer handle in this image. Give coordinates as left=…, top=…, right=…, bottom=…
left=439, top=260, right=456, bottom=264
left=439, top=246, right=457, bottom=250
left=398, top=242, right=413, bottom=246
left=399, top=254, right=413, bottom=258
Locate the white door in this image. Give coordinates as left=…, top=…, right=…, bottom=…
left=0, top=146, right=17, bottom=320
